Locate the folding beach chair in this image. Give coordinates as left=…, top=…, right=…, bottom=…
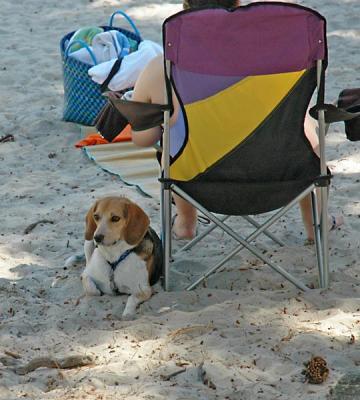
left=160, top=2, right=331, bottom=292
left=109, top=2, right=344, bottom=292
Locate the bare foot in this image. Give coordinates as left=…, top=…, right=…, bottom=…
left=329, top=215, right=344, bottom=232
left=305, top=214, right=344, bottom=244
left=172, top=214, right=197, bottom=240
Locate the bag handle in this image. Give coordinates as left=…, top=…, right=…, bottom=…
left=112, top=32, right=130, bottom=58
left=109, top=10, right=142, bottom=41
left=65, top=39, right=98, bottom=65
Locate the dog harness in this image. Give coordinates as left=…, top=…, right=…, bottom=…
left=95, top=249, right=134, bottom=296
left=109, top=249, right=133, bottom=294
left=108, top=248, right=133, bottom=271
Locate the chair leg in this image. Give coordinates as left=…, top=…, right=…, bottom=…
left=161, top=184, right=172, bottom=291
left=320, top=186, right=330, bottom=288
left=175, top=215, right=230, bottom=255
left=316, top=61, right=330, bottom=289
left=242, top=215, right=286, bottom=247
left=311, top=189, right=324, bottom=287
left=179, top=214, right=285, bottom=257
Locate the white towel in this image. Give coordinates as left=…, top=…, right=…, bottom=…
left=88, top=40, right=163, bottom=91
left=92, top=30, right=130, bottom=64
left=69, top=46, right=96, bottom=65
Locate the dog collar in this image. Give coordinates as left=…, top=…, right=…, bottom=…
left=108, top=249, right=133, bottom=271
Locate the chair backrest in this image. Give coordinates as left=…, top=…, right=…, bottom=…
left=163, top=2, right=327, bottom=214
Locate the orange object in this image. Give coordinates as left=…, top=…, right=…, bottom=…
left=75, top=124, right=132, bottom=148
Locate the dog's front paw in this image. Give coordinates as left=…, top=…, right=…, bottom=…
left=81, top=273, right=101, bottom=296
left=122, top=294, right=141, bottom=319
left=64, top=254, right=85, bottom=268
left=121, top=312, right=136, bottom=321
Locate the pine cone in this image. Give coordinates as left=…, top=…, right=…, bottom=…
left=303, top=356, right=329, bottom=384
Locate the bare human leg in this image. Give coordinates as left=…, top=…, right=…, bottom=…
left=172, top=193, right=198, bottom=240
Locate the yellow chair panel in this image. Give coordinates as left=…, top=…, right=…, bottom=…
left=170, top=70, right=306, bottom=181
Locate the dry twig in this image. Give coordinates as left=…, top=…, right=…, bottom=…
left=13, top=355, right=94, bottom=375
left=160, top=368, right=186, bottom=381
left=4, top=350, right=21, bottom=359
left=24, top=219, right=54, bottom=234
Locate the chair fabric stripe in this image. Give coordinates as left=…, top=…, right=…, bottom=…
left=170, top=69, right=306, bottom=181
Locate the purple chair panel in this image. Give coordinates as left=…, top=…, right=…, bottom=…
left=170, top=106, right=186, bottom=157
left=172, top=66, right=245, bottom=104
left=164, top=4, right=326, bottom=76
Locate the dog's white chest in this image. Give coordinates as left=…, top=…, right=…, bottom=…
left=84, top=248, right=149, bottom=295
left=113, top=254, right=149, bottom=294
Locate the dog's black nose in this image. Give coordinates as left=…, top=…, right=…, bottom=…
left=94, top=234, right=104, bottom=244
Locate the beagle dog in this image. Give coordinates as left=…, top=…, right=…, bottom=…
left=81, top=196, right=163, bottom=319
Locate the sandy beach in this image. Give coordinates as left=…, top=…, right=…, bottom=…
left=0, top=0, right=359, bottom=399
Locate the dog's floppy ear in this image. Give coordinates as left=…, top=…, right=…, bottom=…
left=124, top=202, right=150, bottom=246
left=85, top=202, right=98, bottom=241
